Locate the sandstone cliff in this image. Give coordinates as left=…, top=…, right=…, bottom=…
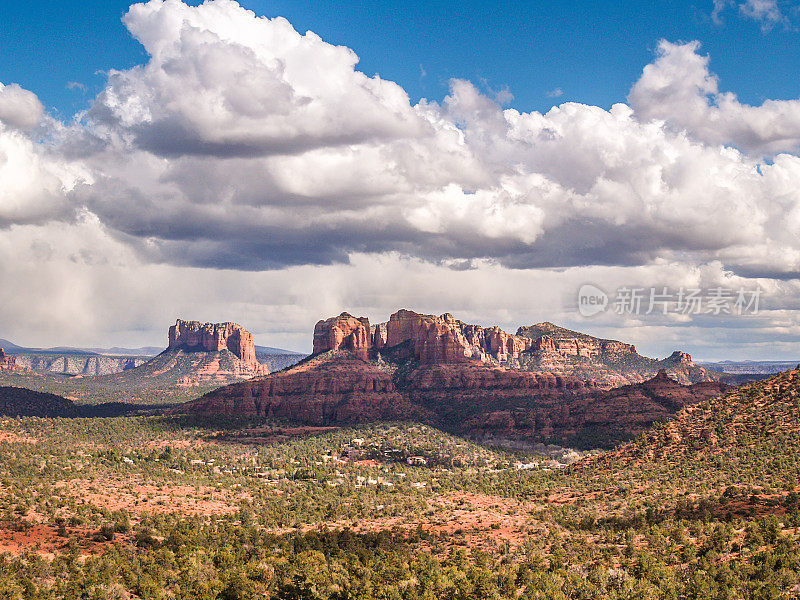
left=515, top=323, right=718, bottom=387
left=313, top=313, right=372, bottom=360
left=122, top=318, right=270, bottom=386
left=0, top=320, right=272, bottom=406
left=314, top=309, right=535, bottom=364
left=312, top=310, right=717, bottom=386
left=461, top=370, right=730, bottom=448
left=0, top=348, right=38, bottom=377
left=169, top=319, right=262, bottom=368
left=176, top=310, right=728, bottom=448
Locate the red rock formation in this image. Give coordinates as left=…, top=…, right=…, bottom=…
left=0, top=348, right=38, bottom=377
left=175, top=310, right=726, bottom=448
left=168, top=319, right=263, bottom=372
left=313, top=313, right=371, bottom=360
left=310, top=309, right=712, bottom=386
left=177, top=354, right=431, bottom=425
left=0, top=349, right=15, bottom=367
left=665, top=350, right=693, bottom=365
left=371, top=322, right=388, bottom=349
left=377, top=309, right=535, bottom=364
left=460, top=370, right=730, bottom=444
left=485, top=326, right=534, bottom=361
left=515, top=323, right=717, bottom=387
left=396, top=312, right=471, bottom=363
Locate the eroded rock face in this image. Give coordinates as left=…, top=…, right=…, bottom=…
left=665, top=350, right=694, bottom=365
left=168, top=319, right=262, bottom=370
left=0, top=349, right=15, bottom=367
left=460, top=370, right=730, bottom=446
left=313, top=313, right=372, bottom=360
left=518, top=323, right=638, bottom=358
left=0, top=349, right=38, bottom=377
left=310, top=310, right=718, bottom=386
left=177, top=353, right=431, bottom=425
left=374, top=309, right=537, bottom=364
left=13, top=354, right=146, bottom=376
left=175, top=310, right=728, bottom=448
left=515, top=323, right=718, bottom=387
left=383, top=310, right=473, bottom=363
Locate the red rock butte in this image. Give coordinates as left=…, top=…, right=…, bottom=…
left=168, top=319, right=263, bottom=373
left=313, top=309, right=541, bottom=365
left=175, top=308, right=726, bottom=446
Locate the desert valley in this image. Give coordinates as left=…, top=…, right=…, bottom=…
left=0, top=310, right=798, bottom=598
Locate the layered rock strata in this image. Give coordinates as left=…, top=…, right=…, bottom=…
left=177, top=310, right=728, bottom=447
left=168, top=319, right=266, bottom=375
left=178, top=352, right=430, bottom=424
left=312, top=310, right=718, bottom=386
left=461, top=370, right=730, bottom=444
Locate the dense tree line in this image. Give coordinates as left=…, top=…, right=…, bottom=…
left=0, top=519, right=799, bottom=600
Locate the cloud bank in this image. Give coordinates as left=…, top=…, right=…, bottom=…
left=0, top=0, right=798, bottom=357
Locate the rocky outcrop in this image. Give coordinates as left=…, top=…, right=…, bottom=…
left=0, top=348, right=36, bottom=376
left=0, top=349, right=14, bottom=367
left=461, top=370, right=730, bottom=447
left=515, top=323, right=718, bottom=387
left=0, top=320, right=275, bottom=406
left=175, top=310, right=729, bottom=448
left=169, top=319, right=261, bottom=370
left=177, top=353, right=431, bottom=425
left=517, top=323, right=638, bottom=357
left=313, top=313, right=372, bottom=360
left=380, top=310, right=476, bottom=363
left=316, top=311, right=718, bottom=387
left=371, top=310, right=536, bottom=364
left=305, top=310, right=720, bottom=387
left=663, top=351, right=694, bottom=366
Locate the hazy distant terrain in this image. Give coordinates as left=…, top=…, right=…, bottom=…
left=698, top=360, right=798, bottom=374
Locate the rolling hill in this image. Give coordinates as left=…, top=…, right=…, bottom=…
left=578, top=365, right=800, bottom=490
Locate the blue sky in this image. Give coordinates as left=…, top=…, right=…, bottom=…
left=2, top=0, right=800, bottom=120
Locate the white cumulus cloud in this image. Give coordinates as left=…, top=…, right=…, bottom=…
left=0, top=82, right=44, bottom=130
left=629, top=40, right=800, bottom=155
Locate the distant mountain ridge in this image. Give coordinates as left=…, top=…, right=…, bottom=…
left=255, top=345, right=304, bottom=355
left=0, top=339, right=21, bottom=350
left=11, top=354, right=148, bottom=376
left=0, top=337, right=301, bottom=358
left=697, top=360, right=798, bottom=374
